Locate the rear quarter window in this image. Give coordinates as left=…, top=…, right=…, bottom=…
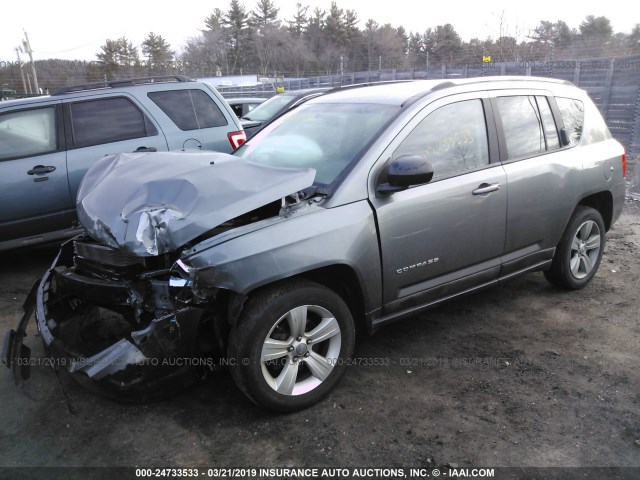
left=581, top=98, right=612, bottom=144
left=555, top=97, right=584, bottom=146
left=148, top=89, right=228, bottom=130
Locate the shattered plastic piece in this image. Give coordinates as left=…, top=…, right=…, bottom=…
left=69, top=338, right=147, bottom=380
left=169, top=278, right=189, bottom=288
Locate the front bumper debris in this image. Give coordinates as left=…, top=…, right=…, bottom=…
left=2, top=278, right=38, bottom=384
left=3, top=237, right=222, bottom=402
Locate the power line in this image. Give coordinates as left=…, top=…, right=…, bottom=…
left=36, top=40, right=104, bottom=55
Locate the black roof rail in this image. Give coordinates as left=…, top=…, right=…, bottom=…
left=51, top=75, right=194, bottom=96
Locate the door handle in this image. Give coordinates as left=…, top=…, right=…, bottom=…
left=472, top=183, right=501, bottom=195
left=27, top=165, right=56, bottom=175
left=135, top=147, right=157, bottom=152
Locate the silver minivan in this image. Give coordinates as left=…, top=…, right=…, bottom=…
left=4, top=77, right=626, bottom=412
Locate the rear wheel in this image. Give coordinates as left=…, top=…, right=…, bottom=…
left=544, top=206, right=606, bottom=290
left=228, top=279, right=355, bottom=411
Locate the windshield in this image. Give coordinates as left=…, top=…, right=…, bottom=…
left=235, top=103, right=400, bottom=186
left=242, top=94, right=294, bottom=121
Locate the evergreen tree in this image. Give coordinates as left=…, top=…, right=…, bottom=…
left=577, top=15, right=613, bottom=56
left=287, top=3, right=309, bottom=38
left=628, top=24, right=640, bottom=54
left=96, top=37, right=139, bottom=78
left=305, top=7, right=325, bottom=60
left=250, top=0, right=280, bottom=29
left=223, top=0, right=250, bottom=74
left=204, top=9, right=225, bottom=31
left=141, top=33, right=174, bottom=71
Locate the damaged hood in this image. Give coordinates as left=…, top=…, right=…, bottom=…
left=76, top=152, right=315, bottom=256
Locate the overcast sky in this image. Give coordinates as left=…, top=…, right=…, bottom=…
left=0, top=0, right=636, bottom=62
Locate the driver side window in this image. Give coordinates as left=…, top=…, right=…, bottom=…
left=393, top=99, right=490, bottom=180
left=0, top=107, right=57, bottom=161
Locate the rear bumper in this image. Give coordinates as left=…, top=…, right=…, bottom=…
left=610, top=180, right=626, bottom=228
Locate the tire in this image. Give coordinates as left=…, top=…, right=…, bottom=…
left=228, top=279, right=355, bottom=412
left=544, top=206, right=606, bottom=290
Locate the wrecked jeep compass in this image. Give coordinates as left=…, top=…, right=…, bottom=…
left=4, top=78, right=626, bottom=411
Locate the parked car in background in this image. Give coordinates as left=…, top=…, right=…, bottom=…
left=1, top=88, right=17, bottom=101
left=0, top=75, right=245, bottom=251
left=240, top=88, right=328, bottom=138
left=5, top=77, right=626, bottom=413
left=225, top=97, right=267, bottom=119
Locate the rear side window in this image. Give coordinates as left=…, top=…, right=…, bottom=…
left=148, top=89, right=228, bottom=130
left=555, top=97, right=584, bottom=146
left=393, top=99, right=490, bottom=180
left=0, top=107, right=57, bottom=160
left=496, top=96, right=545, bottom=159
left=70, top=97, right=156, bottom=148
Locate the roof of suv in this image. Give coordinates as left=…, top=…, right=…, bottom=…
left=310, top=77, right=576, bottom=106
left=0, top=76, right=201, bottom=108
left=0, top=95, right=55, bottom=108
left=50, top=75, right=195, bottom=95
left=276, top=87, right=330, bottom=98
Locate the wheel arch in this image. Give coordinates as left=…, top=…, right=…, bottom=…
left=220, top=264, right=368, bottom=335
left=296, top=264, right=367, bottom=334
left=577, top=191, right=613, bottom=231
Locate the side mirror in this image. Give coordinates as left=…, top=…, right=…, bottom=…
left=377, top=155, right=434, bottom=195
left=559, top=128, right=570, bottom=147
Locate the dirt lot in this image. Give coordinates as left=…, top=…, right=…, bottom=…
left=1, top=203, right=639, bottom=474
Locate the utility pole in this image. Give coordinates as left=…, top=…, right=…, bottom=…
left=15, top=47, right=27, bottom=94
left=22, top=30, right=39, bottom=94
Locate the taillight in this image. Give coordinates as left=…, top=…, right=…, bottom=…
left=622, top=152, right=627, bottom=178
left=227, top=130, right=247, bottom=150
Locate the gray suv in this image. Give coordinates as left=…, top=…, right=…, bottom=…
left=0, top=76, right=245, bottom=251
left=4, top=78, right=626, bottom=411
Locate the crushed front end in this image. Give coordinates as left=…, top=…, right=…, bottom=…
left=28, top=236, right=225, bottom=401
left=2, top=152, right=318, bottom=400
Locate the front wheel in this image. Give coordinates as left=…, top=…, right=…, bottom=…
left=228, top=279, right=355, bottom=411
left=544, top=206, right=606, bottom=290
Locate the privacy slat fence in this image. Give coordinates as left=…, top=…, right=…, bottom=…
left=216, top=54, right=640, bottom=158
